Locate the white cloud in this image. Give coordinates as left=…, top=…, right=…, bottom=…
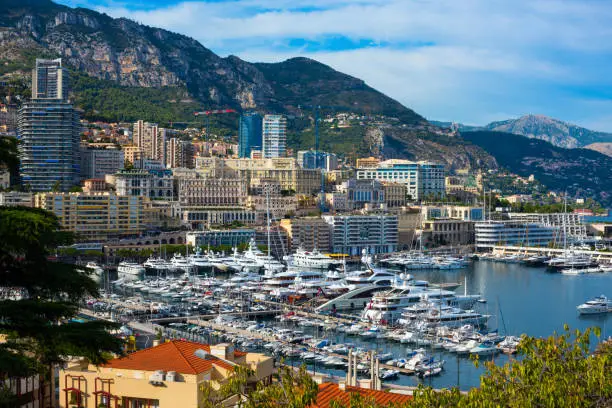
left=57, top=0, right=612, bottom=130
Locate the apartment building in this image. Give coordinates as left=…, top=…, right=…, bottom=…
left=475, top=221, right=557, bottom=249
left=133, top=120, right=166, bottom=162
left=166, top=137, right=194, bottom=169
left=0, top=191, right=34, bottom=207
left=59, top=341, right=273, bottom=408
left=123, top=144, right=143, bottom=165
left=35, top=192, right=151, bottom=242
left=279, top=217, right=332, bottom=252
left=321, top=215, right=399, bottom=255
left=356, top=159, right=445, bottom=201
left=80, top=145, right=124, bottom=180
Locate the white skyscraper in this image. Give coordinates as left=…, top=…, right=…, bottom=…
left=133, top=120, right=166, bottom=162
left=262, top=114, right=287, bottom=158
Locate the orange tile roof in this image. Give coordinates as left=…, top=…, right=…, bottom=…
left=104, top=340, right=238, bottom=374
left=314, top=383, right=412, bottom=408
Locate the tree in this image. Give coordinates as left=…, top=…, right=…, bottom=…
left=410, top=326, right=611, bottom=408
left=201, top=364, right=318, bottom=408
left=0, top=207, right=123, bottom=406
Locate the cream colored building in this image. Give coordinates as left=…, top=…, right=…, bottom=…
left=59, top=340, right=274, bottom=408
left=123, top=145, right=143, bottom=165
left=195, top=157, right=321, bottom=195
left=355, top=157, right=380, bottom=168
left=177, top=176, right=248, bottom=207
left=280, top=217, right=332, bottom=252
left=35, top=192, right=152, bottom=242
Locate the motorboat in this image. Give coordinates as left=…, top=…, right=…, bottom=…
left=577, top=295, right=611, bottom=315
left=84, top=262, right=104, bottom=283
left=188, top=247, right=213, bottom=268
left=170, top=254, right=194, bottom=272
left=469, top=341, right=499, bottom=356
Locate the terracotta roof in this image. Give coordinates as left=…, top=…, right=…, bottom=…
left=104, top=340, right=238, bottom=374
left=314, top=383, right=412, bottom=408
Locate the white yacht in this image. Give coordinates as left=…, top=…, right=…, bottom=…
left=170, top=254, right=194, bottom=272
left=188, top=248, right=213, bottom=268
left=339, top=267, right=396, bottom=291
left=143, top=257, right=175, bottom=273
left=361, top=273, right=481, bottom=324
left=84, top=262, right=104, bottom=284
left=284, top=247, right=341, bottom=270
left=577, top=295, right=611, bottom=315
left=243, top=239, right=285, bottom=272
left=117, top=261, right=145, bottom=281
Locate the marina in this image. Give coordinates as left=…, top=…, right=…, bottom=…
left=83, top=255, right=612, bottom=391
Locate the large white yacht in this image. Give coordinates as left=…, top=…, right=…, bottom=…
left=188, top=248, right=213, bottom=268
left=243, top=240, right=285, bottom=272
left=84, top=262, right=104, bottom=284
left=284, top=247, right=341, bottom=270
left=117, top=261, right=145, bottom=281
left=170, top=254, right=195, bottom=272
left=577, top=295, right=611, bottom=315
left=361, top=274, right=481, bottom=324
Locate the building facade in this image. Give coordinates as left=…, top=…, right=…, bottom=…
left=35, top=192, right=152, bottom=242
left=356, top=160, right=445, bottom=201
left=280, top=217, right=332, bottom=252
left=59, top=341, right=273, bottom=408
left=31, top=58, right=67, bottom=100
left=166, top=138, right=194, bottom=169
left=114, top=169, right=174, bottom=199
left=0, top=191, right=34, bottom=207
left=322, top=215, right=398, bottom=255
left=238, top=112, right=263, bottom=158
left=18, top=99, right=80, bottom=192
left=262, top=114, right=287, bottom=158
left=80, top=146, right=124, bottom=180
left=475, top=221, right=557, bottom=249
left=298, top=150, right=339, bottom=171
left=177, top=177, right=248, bottom=207
left=133, top=120, right=166, bottom=162
left=422, top=218, right=475, bottom=247
left=186, top=229, right=256, bottom=247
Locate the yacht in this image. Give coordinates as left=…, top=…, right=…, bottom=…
left=84, top=262, right=104, bottom=284
left=284, top=247, right=341, bottom=270
left=188, top=248, right=213, bottom=268
left=577, top=295, right=612, bottom=315
left=170, top=254, right=194, bottom=272
left=361, top=273, right=481, bottom=324
left=143, top=257, right=175, bottom=273
left=117, top=261, right=145, bottom=281
left=340, top=267, right=396, bottom=291
left=243, top=239, right=285, bottom=272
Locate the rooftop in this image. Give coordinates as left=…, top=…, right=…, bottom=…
left=314, top=383, right=412, bottom=408
left=104, top=340, right=246, bottom=375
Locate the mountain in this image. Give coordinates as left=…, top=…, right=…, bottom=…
left=462, top=131, right=612, bottom=205
left=584, top=143, right=612, bottom=158
left=0, top=0, right=424, bottom=124
left=483, top=114, right=612, bottom=148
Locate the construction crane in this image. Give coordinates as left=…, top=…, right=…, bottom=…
left=193, top=109, right=237, bottom=140
left=297, top=104, right=347, bottom=212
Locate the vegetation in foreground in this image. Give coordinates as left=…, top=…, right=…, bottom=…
left=202, top=328, right=610, bottom=408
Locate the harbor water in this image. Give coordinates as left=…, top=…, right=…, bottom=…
left=271, top=260, right=611, bottom=390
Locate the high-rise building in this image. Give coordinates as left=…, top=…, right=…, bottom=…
left=238, top=112, right=263, bottom=158
left=166, top=138, right=194, bottom=168
left=262, top=114, right=287, bottom=158
left=31, top=58, right=68, bottom=100
left=133, top=120, right=166, bottom=162
left=18, top=58, right=80, bottom=192
left=18, top=100, right=80, bottom=192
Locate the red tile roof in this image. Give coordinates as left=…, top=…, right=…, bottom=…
left=314, top=383, right=412, bottom=408
left=104, top=340, right=239, bottom=374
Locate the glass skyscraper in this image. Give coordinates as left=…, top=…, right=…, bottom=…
left=238, top=112, right=263, bottom=158
left=262, top=114, right=287, bottom=158
left=18, top=59, right=80, bottom=192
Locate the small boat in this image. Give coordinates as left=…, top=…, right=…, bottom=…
left=470, top=341, right=499, bottom=356
left=418, top=367, right=442, bottom=378
left=577, top=295, right=612, bottom=315
left=378, top=369, right=400, bottom=380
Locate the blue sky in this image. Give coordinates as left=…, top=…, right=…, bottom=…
left=56, top=0, right=612, bottom=131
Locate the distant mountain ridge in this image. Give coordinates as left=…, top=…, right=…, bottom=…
left=434, top=115, right=612, bottom=149
left=484, top=115, right=612, bottom=148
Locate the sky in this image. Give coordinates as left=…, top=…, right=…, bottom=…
left=56, top=0, right=612, bottom=131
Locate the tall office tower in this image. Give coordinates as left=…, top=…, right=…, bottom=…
left=262, top=114, right=287, bottom=158
left=18, top=58, right=80, bottom=192
left=31, top=58, right=68, bottom=100
left=238, top=112, right=263, bottom=158
left=133, top=120, right=166, bottom=162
